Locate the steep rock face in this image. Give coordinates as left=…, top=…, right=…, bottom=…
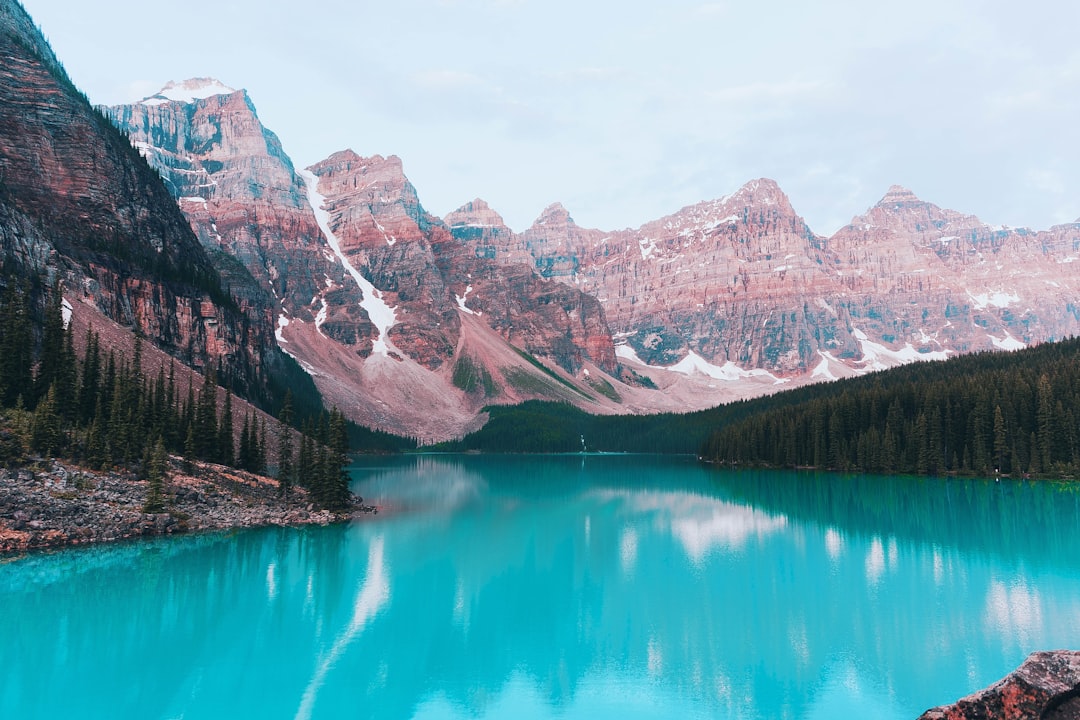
left=306, top=152, right=617, bottom=375
left=517, top=180, right=840, bottom=371
left=445, top=198, right=529, bottom=265
left=0, top=4, right=282, bottom=401
left=599, top=179, right=836, bottom=370
left=308, top=151, right=458, bottom=368
left=104, top=82, right=345, bottom=325
left=520, top=203, right=605, bottom=279
left=506, top=181, right=1080, bottom=378
left=918, top=650, right=1080, bottom=719
left=104, top=82, right=619, bottom=434
left=827, top=187, right=1080, bottom=355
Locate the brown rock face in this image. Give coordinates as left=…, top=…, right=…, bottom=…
left=515, top=180, right=838, bottom=370
left=0, top=5, right=282, bottom=402
left=104, top=79, right=619, bottom=434
left=308, top=151, right=459, bottom=368
left=104, top=83, right=346, bottom=325
left=919, top=651, right=1080, bottom=720
left=505, top=181, right=1080, bottom=376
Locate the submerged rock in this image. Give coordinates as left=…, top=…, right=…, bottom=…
left=919, top=650, right=1080, bottom=719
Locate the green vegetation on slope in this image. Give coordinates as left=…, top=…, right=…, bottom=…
left=0, top=282, right=399, bottom=508
left=437, top=338, right=1080, bottom=474
left=701, top=338, right=1080, bottom=477
left=433, top=400, right=747, bottom=455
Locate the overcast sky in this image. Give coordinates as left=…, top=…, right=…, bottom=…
left=20, top=0, right=1080, bottom=235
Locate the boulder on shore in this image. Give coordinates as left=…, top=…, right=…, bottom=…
left=919, top=651, right=1080, bottom=719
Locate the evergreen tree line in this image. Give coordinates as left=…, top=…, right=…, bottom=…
left=0, top=283, right=353, bottom=509
left=433, top=399, right=746, bottom=454
left=275, top=393, right=353, bottom=511
left=701, top=338, right=1080, bottom=477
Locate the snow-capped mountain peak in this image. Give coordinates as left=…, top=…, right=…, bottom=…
left=140, top=78, right=236, bottom=106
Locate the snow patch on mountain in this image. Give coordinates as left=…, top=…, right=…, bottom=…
left=670, top=353, right=788, bottom=384
left=967, top=289, right=1020, bottom=310
left=315, top=299, right=329, bottom=337
left=616, top=345, right=784, bottom=384
left=141, top=78, right=236, bottom=105
left=988, top=332, right=1025, bottom=351
left=811, top=351, right=841, bottom=380
left=455, top=285, right=481, bottom=316
left=299, top=168, right=398, bottom=356
left=852, top=328, right=950, bottom=371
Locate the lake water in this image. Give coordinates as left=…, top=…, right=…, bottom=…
left=2, top=455, right=1080, bottom=719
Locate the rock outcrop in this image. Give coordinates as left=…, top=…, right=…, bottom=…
left=0, top=4, right=291, bottom=405
left=918, top=651, right=1080, bottom=719
left=103, top=81, right=347, bottom=327
left=99, top=72, right=1080, bottom=438
left=0, top=458, right=370, bottom=555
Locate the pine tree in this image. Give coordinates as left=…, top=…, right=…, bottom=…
left=0, top=282, right=33, bottom=408
left=77, top=327, right=100, bottom=424
left=993, top=405, right=1008, bottom=473
left=238, top=412, right=251, bottom=471
left=194, top=368, right=218, bottom=462
left=143, top=436, right=168, bottom=514
left=297, top=418, right=313, bottom=488
left=33, top=280, right=65, bottom=406
left=277, top=391, right=294, bottom=498
left=325, top=408, right=352, bottom=510
left=218, top=390, right=234, bottom=467
left=256, top=416, right=268, bottom=475
left=30, top=384, right=61, bottom=456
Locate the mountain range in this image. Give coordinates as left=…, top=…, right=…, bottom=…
left=98, top=77, right=1080, bottom=440
left=3, top=0, right=1077, bottom=446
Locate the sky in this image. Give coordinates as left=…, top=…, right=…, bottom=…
left=19, top=0, right=1080, bottom=235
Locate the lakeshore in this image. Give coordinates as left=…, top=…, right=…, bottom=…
left=0, top=456, right=375, bottom=555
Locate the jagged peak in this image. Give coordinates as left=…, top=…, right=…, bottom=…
left=313, top=150, right=402, bottom=172
left=140, top=78, right=238, bottom=106
left=531, top=202, right=575, bottom=228
left=877, top=184, right=924, bottom=206
left=734, top=177, right=784, bottom=195
left=727, top=177, right=793, bottom=209
left=454, top=198, right=492, bottom=212
left=445, top=198, right=507, bottom=229
left=650, top=177, right=797, bottom=233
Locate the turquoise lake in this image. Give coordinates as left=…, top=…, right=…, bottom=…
left=3, top=454, right=1080, bottom=719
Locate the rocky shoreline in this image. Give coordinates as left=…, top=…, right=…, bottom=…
left=0, top=456, right=376, bottom=555
left=919, top=651, right=1080, bottom=719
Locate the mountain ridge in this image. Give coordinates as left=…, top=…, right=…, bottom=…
left=103, top=77, right=1080, bottom=440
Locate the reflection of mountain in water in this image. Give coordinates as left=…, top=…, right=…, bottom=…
left=707, top=469, right=1080, bottom=569
left=3, top=457, right=1079, bottom=719
left=353, top=456, right=488, bottom=514
left=339, top=457, right=1080, bottom=719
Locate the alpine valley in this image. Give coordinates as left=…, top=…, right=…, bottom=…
left=3, top=0, right=1078, bottom=444
left=97, top=78, right=1080, bottom=441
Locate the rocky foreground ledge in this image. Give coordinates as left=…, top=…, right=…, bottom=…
left=0, top=457, right=375, bottom=554
left=919, top=651, right=1080, bottom=719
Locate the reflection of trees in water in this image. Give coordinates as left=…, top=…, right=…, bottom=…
left=0, top=524, right=371, bottom=719
left=5, top=460, right=1080, bottom=719
left=707, top=468, right=1080, bottom=569
left=355, top=456, right=487, bottom=514
left=336, top=462, right=1080, bottom=720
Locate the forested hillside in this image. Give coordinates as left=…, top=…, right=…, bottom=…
left=701, top=338, right=1080, bottom=477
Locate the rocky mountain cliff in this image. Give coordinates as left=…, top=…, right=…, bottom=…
left=107, top=85, right=620, bottom=439
left=103, top=75, right=1080, bottom=440
left=499, top=181, right=1080, bottom=382
left=0, top=0, right=304, bottom=409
